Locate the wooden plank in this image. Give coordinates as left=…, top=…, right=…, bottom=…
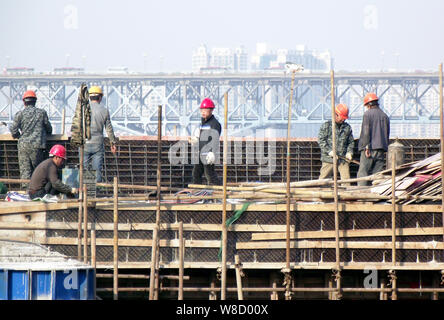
left=251, top=227, right=444, bottom=241
left=0, top=201, right=79, bottom=215
left=95, top=202, right=443, bottom=213
left=236, top=240, right=444, bottom=250
left=93, top=261, right=444, bottom=271
left=41, top=237, right=221, bottom=248
left=0, top=221, right=300, bottom=233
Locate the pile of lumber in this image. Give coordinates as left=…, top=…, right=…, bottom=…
left=187, top=153, right=443, bottom=205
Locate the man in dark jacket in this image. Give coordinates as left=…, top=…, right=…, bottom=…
left=10, top=90, right=53, bottom=185
left=318, top=104, right=354, bottom=184
left=357, top=92, right=390, bottom=186
left=28, top=144, right=78, bottom=199
left=191, top=98, right=221, bottom=185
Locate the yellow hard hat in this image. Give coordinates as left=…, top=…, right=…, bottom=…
left=88, top=86, right=103, bottom=95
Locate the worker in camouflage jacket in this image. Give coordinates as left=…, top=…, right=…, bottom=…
left=317, top=104, right=354, bottom=184
left=9, top=90, right=52, bottom=185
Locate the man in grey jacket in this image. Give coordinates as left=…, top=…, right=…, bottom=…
left=357, top=92, right=390, bottom=186
left=84, top=86, right=117, bottom=182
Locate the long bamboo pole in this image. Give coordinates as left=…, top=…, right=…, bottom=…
left=221, top=92, right=229, bottom=300
left=283, top=68, right=296, bottom=300
left=391, top=153, right=397, bottom=265
left=61, top=108, right=66, bottom=136
left=83, top=184, right=88, bottom=264
left=113, top=176, right=119, bottom=300
left=178, top=221, right=184, bottom=300
left=235, top=254, right=244, bottom=300
left=330, top=70, right=341, bottom=299
left=149, top=105, right=162, bottom=300
left=438, top=63, right=444, bottom=300
left=91, top=219, right=96, bottom=269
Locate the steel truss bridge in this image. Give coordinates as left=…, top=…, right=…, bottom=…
left=0, top=72, right=441, bottom=138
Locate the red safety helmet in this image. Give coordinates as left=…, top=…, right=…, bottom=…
left=335, top=103, right=349, bottom=120
left=22, top=90, right=37, bottom=100
left=364, top=92, right=379, bottom=105
left=200, top=98, right=215, bottom=109
left=49, top=144, right=67, bottom=160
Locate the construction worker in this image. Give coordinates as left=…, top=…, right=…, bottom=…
left=318, top=104, right=354, bottom=183
left=10, top=90, right=53, bottom=186
left=357, top=92, right=390, bottom=186
left=28, top=144, right=78, bottom=199
left=84, top=86, right=117, bottom=183
left=190, top=98, right=221, bottom=185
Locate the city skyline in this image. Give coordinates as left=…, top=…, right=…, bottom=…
left=0, top=0, right=443, bottom=73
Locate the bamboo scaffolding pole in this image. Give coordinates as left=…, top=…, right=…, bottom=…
left=113, top=176, right=119, bottom=300
left=83, top=184, right=88, bottom=264
left=440, top=63, right=444, bottom=263
left=282, top=66, right=297, bottom=301
left=235, top=254, right=244, bottom=300
left=61, top=108, right=66, bottom=135
left=96, top=182, right=179, bottom=192
left=91, top=219, right=96, bottom=269
left=149, top=105, right=162, bottom=300
left=330, top=70, right=341, bottom=299
left=391, top=153, right=397, bottom=266
left=221, top=92, right=229, bottom=300
left=77, top=187, right=83, bottom=261
left=178, top=221, right=184, bottom=301
left=78, top=88, right=85, bottom=261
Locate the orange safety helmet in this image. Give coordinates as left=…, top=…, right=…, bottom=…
left=49, top=144, right=67, bottom=160
left=200, top=98, right=215, bottom=109
left=364, top=92, right=379, bottom=105
left=335, top=103, right=349, bottom=120
left=22, top=90, right=37, bottom=100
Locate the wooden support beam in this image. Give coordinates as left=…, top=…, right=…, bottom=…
left=251, top=227, right=444, bottom=241
left=236, top=240, right=444, bottom=250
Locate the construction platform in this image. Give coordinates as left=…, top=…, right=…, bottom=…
left=1, top=136, right=444, bottom=300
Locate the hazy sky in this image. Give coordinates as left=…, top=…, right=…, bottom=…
left=0, top=0, right=443, bottom=73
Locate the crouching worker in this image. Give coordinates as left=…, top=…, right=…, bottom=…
left=28, top=144, right=78, bottom=200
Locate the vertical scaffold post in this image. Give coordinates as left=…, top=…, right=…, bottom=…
left=178, top=221, right=184, bottom=300
left=330, top=70, right=342, bottom=300
left=113, top=176, right=119, bottom=300
left=149, top=104, right=163, bottom=300
left=235, top=254, right=244, bottom=300
left=221, top=92, right=229, bottom=300
left=439, top=63, right=444, bottom=263
left=283, top=66, right=296, bottom=301
left=391, top=152, right=397, bottom=265
left=83, top=184, right=88, bottom=264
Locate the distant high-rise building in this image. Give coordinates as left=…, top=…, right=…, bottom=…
left=192, top=44, right=210, bottom=72
left=192, top=45, right=249, bottom=73
left=251, top=43, right=332, bottom=72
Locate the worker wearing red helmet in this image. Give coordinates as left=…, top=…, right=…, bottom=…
left=317, top=104, right=355, bottom=184
left=9, top=90, right=53, bottom=187
left=190, top=98, right=221, bottom=185
left=28, top=144, right=78, bottom=200
left=357, top=92, right=390, bottom=186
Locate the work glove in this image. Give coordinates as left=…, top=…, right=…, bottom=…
left=345, top=152, right=353, bottom=161
left=189, top=127, right=200, bottom=145
left=71, top=187, right=78, bottom=194
left=328, top=150, right=334, bottom=157
left=206, top=152, right=215, bottom=165
left=190, top=135, right=199, bottom=145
